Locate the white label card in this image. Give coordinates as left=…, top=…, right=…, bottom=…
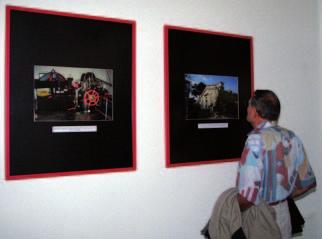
left=52, top=125, right=97, bottom=133
left=198, top=123, right=229, bottom=129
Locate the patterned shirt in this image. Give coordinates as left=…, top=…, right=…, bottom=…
left=236, top=121, right=316, bottom=205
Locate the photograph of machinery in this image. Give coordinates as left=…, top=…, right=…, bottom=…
left=34, top=65, right=113, bottom=121
left=185, top=73, right=239, bottom=120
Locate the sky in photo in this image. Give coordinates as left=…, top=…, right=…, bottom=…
left=185, top=73, right=238, bottom=93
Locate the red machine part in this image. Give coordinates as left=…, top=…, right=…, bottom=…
left=84, top=89, right=100, bottom=106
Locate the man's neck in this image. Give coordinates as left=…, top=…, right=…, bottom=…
left=252, top=118, right=266, bottom=129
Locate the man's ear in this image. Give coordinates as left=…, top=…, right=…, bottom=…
left=250, top=106, right=257, bottom=117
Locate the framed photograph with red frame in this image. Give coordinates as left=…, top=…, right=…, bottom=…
left=164, top=25, right=253, bottom=167
left=5, top=5, right=136, bottom=179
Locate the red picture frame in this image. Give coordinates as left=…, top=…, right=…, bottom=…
left=5, top=5, right=136, bottom=179
left=164, top=25, right=254, bottom=167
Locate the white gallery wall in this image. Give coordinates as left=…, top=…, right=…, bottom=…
left=0, top=0, right=321, bottom=238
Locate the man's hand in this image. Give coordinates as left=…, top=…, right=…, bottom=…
left=237, top=194, right=254, bottom=211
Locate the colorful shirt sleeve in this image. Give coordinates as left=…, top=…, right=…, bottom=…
left=237, top=133, right=263, bottom=205
left=294, top=138, right=316, bottom=190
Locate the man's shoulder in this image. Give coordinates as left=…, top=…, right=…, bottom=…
left=249, top=124, right=300, bottom=142
left=261, top=125, right=302, bottom=146
left=260, top=124, right=295, bottom=135
left=273, top=126, right=298, bottom=138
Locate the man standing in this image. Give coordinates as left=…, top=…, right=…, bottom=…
left=236, top=90, right=316, bottom=238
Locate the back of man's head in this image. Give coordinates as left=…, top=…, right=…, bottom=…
left=249, top=89, right=280, bottom=121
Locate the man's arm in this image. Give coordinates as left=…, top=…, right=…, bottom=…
left=292, top=181, right=316, bottom=199
left=236, top=134, right=262, bottom=210
left=291, top=138, right=317, bottom=199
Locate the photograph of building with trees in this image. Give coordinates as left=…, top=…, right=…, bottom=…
left=185, top=74, right=239, bottom=120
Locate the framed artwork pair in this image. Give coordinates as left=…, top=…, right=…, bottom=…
left=5, top=5, right=253, bottom=180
